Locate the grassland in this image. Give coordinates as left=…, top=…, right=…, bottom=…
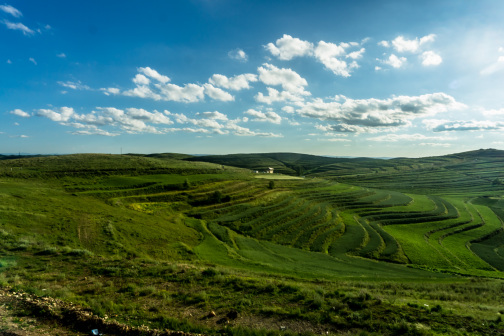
left=1, top=151, right=504, bottom=335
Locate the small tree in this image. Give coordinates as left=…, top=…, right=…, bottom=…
left=210, top=190, right=222, bottom=203
left=268, top=180, right=275, bottom=189
left=183, top=178, right=191, bottom=189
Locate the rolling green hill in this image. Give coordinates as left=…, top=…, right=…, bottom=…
left=1, top=151, right=504, bottom=335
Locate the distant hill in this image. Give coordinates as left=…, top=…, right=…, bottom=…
left=182, top=149, right=504, bottom=177
left=183, top=152, right=386, bottom=175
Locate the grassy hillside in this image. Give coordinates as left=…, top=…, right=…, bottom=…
left=1, top=152, right=504, bottom=335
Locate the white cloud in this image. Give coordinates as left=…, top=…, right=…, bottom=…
left=138, top=67, right=170, bottom=83
left=172, top=112, right=282, bottom=137
left=418, top=142, right=451, bottom=147
left=133, top=74, right=150, bottom=85
left=424, top=119, right=504, bottom=132
left=36, top=107, right=75, bottom=122
left=255, top=87, right=306, bottom=104
left=0, top=4, right=22, bottom=17
left=155, top=83, right=205, bottom=102
left=265, top=35, right=364, bottom=77
left=197, top=111, right=228, bottom=120
left=28, top=57, right=36, bottom=65
left=70, top=125, right=119, bottom=137
left=347, top=48, right=366, bottom=60
left=208, top=73, right=258, bottom=90
left=2, top=20, right=34, bottom=35
left=367, top=133, right=453, bottom=142
left=482, top=108, right=504, bottom=116
left=226, top=120, right=282, bottom=137
left=123, top=68, right=238, bottom=103
left=282, top=106, right=295, bottom=114
left=101, top=87, right=121, bottom=96
left=124, top=108, right=173, bottom=124
left=391, top=34, right=436, bottom=53
left=378, top=40, right=389, bottom=47
left=228, top=48, right=248, bottom=62
left=32, top=106, right=178, bottom=135
left=257, top=63, right=310, bottom=96
left=203, top=84, right=234, bottom=101
left=56, top=53, right=66, bottom=58
left=420, top=51, right=442, bottom=66
left=297, top=93, right=466, bottom=132
left=324, top=138, right=351, bottom=142
left=314, top=41, right=361, bottom=77
left=10, top=109, right=31, bottom=118
left=58, top=80, right=91, bottom=90
left=123, top=85, right=162, bottom=100
left=244, top=109, right=282, bottom=124
left=379, top=54, right=407, bottom=68
left=316, top=123, right=382, bottom=134
left=265, top=34, right=314, bottom=60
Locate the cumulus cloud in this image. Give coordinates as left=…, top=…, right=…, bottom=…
left=265, top=34, right=314, bottom=60
left=156, top=83, right=206, bottom=102
left=10, top=109, right=30, bottom=118
left=316, top=123, right=382, bottom=134
left=138, top=67, right=170, bottom=83
left=100, top=87, right=121, bottom=96
left=2, top=20, right=34, bottom=35
left=0, top=4, right=22, bottom=17
left=58, top=80, right=91, bottom=90
left=378, top=34, right=441, bottom=68
left=424, top=119, right=504, bottom=132
left=379, top=54, right=407, bottom=68
left=257, top=63, right=309, bottom=96
left=228, top=48, right=248, bottom=62
left=208, top=73, right=258, bottom=90
left=36, top=107, right=75, bottom=122
left=482, top=108, right=504, bottom=116
left=31, top=106, right=179, bottom=135
left=70, top=125, right=119, bottom=137
left=391, top=34, right=436, bottom=53
left=197, top=111, right=229, bottom=120
left=296, top=93, right=466, bottom=132
left=265, top=35, right=365, bottom=77
left=132, top=74, right=150, bottom=85
left=255, top=87, right=307, bottom=104
left=419, top=142, right=451, bottom=147
left=122, top=67, right=236, bottom=103
left=203, top=84, right=234, bottom=101
left=420, top=51, right=442, bottom=66
left=314, top=41, right=361, bottom=77
left=244, top=109, right=282, bottom=124
left=367, top=133, right=453, bottom=142
left=172, top=111, right=282, bottom=137
left=123, top=85, right=162, bottom=101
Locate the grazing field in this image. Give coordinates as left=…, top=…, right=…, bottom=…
left=1, top=151, right=504, bottom=335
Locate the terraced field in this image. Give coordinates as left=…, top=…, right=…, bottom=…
left=2, top=152, right=504, bottom=335
left=62, top=165, right=504, bottom=278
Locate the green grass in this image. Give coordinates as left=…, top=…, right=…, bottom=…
left=2, top=152, right=504, bottom=335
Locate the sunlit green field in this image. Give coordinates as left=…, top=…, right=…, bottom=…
left=1, top=152, right=504, bottom=335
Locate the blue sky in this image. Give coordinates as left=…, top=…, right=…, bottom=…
left=2, top=0, right=504, bottom=157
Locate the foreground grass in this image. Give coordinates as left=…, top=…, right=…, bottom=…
left=1, top=238, right=504, bottom=336
left=1, top=153, right=504, bottom=335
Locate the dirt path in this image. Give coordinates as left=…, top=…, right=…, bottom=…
left=0, top=289, right=84, bottom=336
